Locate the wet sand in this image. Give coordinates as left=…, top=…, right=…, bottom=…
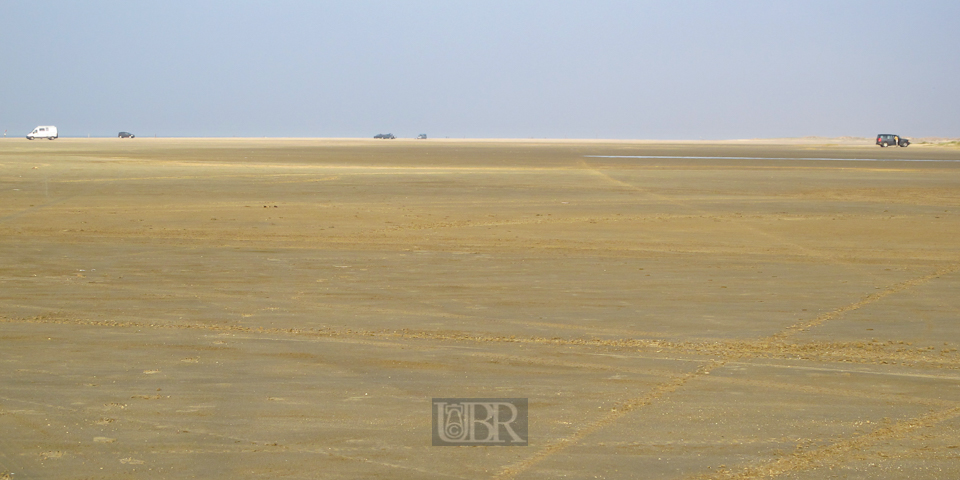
left=1, top=138, right=959, bottom=479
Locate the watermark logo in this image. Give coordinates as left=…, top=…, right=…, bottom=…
left=432, top=398, right=527, bottom=446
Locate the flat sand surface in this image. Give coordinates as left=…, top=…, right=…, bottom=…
left=2, top=138, right=959, bottom=479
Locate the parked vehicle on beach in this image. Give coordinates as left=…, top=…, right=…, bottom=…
left=26, top=126, right=58, bottom=140
left=374, top=133, right=396, bottom=139
left=118, top=131, right=135, bottom=138
left=417, top=134, right=427, bottom=139
left=876, top=134, right=909, bottom=147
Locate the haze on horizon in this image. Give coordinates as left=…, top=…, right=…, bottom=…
left=2, top=1, right=958, bottom=140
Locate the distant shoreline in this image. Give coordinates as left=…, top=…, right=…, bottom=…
left=2, top=136, right=958, bottom=146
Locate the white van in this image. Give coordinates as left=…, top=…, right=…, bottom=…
left=27, top=126, right=58, bottom=140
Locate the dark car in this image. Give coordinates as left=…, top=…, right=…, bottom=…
left=118, top=132, right=135, bottom=138
left=876, top=134, right=908, bottom=147
left=374, top=133, right=395, bottom=139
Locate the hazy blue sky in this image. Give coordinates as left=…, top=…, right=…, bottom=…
left=2, top=1, right=958, bottom=139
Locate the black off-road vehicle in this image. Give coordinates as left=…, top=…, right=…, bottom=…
left=876, top=134, right=908, bottom=147
left=374, top=133, right=395, bottom=139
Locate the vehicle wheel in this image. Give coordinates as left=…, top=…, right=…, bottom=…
left=27, top=137, right=33, bottom=140
left=881, top=142, right=887, bottom=147
left=900, top=143, right=907, bottom=147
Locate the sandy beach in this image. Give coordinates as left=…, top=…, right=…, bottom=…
left=1, top=138, right=959, bottom=479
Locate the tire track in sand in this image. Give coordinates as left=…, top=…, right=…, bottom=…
left=689, top=406, right=960, bottom=480
left=493, top=360, right=726, bottom=480
left=768, top=263, right=960, bottom=341
left=492, top=262, right=960, bottom=479
left=3, top=309, right=959, bottom=370
left=2, top=264, right=956, bottom=479
left=578, top=160, right=845, bottom=265
left=672, top=263, right=960, bottom=479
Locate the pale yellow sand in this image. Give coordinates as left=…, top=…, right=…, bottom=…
left=1, top=138, right=959, bottom=479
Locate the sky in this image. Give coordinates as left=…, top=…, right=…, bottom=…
left=1, top=1, right=958, bottom=139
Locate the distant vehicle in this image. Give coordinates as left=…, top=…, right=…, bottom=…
left=26, top=126, right=58, bottom=140
left=374, top=133, right=395, bottom=139
left=417, top=134, right=427, bottom=139
left=118, top=131, right=135, bottom=138
left=876, top=134, right=909, bottom=147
